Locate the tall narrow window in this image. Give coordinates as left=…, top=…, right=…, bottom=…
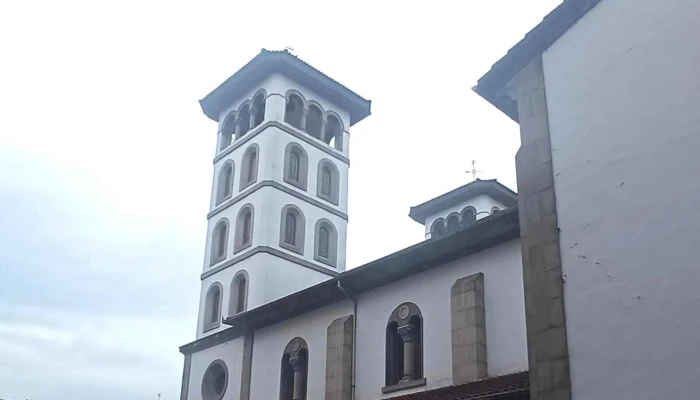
left=280, top=205, right=305, bottom=255
left=324, top=114, right=343, bottom=150
left=220, top=112, right=236, bottom=150
left=285, top=94, right=304, bottom=129
left=252, top=92, right=266, bottom=128
left=203, top=283, right=223, bottom=332
left=306, top=105, right=323, bottom=139
left=285, top=213, right=297, bottom=245
left=384, top=303, right=424, bottom=391
left=317, top=160, right=339, bottom=205
left=210, top=219, right=229, bottom=265
left=216, top=162, right=234, bottom=205
left=284, top=143, right=309, bottom=191
left=229, top=271, right=248, bottom=316
left=234, top=205, right=254, bottom=253
left=237, top=104, right=251, bottom=138
left=318, top=227, right=329, bottom=258
left=321, top=167, right=332, bottom=197
left=240, top=145, right=259, bottom=190
left=314, top=219, right=337, bottom=267
left=280, top=338, right=308, bottom=400
left=289, top=151, right=300, bottom=182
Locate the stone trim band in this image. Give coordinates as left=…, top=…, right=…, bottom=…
left=207, top=180, right=348, bottom=221
left=201, top=245, right=339, bottom=280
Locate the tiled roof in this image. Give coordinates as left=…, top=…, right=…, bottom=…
left=199, top=49, right=372, bottom=126
left=387, top=372, right=529, bottom=400
left=473, top=0, right=603, bottom=121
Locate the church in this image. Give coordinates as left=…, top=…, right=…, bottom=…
left=179, top=0, right=700, bottom=399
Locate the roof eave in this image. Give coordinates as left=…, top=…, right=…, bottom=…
left=199, top=50, right=372, bottom=126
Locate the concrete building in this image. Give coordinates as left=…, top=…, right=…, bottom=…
left=475, top=0, right=700, bottom=399
left=179, top=0, right=700, bottom=398
left=180, top=49, right=530, bottom=400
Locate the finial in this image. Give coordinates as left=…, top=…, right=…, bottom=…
left=467, top=160, right=482, bottom=181
left=285, top=46, right=295, bottom=54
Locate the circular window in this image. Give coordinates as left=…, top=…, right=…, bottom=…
left=202, top=360, right=228, bottom=400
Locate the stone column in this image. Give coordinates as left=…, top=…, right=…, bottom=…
left=514, top=55, right=571, bottom=400
left=234, top=120, right=242, bottom=139
left=249, top=110, right=257, bottom=129
left=290, top=355, right=306, bottom=400
left=450, top=273, right=487, bottom=384
left=397, top=324, right=415, bottom=381
left=300, top=109, right=308, bottom=131
left=325, top=315, right=353, bottom=400
left=319, top=118, right=327, bottom=140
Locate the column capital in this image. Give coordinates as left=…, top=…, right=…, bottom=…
left=397, top=323, right=415, bottom=342
left=289, top=355, right=305, bottom=371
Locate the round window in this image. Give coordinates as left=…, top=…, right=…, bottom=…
left=202, top=360, right=228, bottom=400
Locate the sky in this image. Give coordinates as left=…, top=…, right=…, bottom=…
left=0, top=0, right=560, bottom=398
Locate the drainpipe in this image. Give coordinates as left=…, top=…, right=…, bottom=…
left=337, top=280, right=357, bottom=400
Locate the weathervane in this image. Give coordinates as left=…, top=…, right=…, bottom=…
left=468, top=160, right=482, bottom=181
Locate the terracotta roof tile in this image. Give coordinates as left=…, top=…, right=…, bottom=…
left=385, top=372, right=529, bottom=400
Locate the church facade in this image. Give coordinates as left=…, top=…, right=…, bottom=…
left=180, top=0, right=700, bottom=399
left=179, top=49, right=530, bottom=400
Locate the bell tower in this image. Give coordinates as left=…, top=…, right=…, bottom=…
left=194, top=49, right=371, bottom=338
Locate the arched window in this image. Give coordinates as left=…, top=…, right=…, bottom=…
left=251, top=92, right=266, bottom=128
left=306, top=104, right=323, bottom=139
left=385, top=302, right=423, bottom=388
left=229, top=271, right=248, bottom=316
left=203, top=283, right=223, bottom=332
left=285, top=94, right=304, bottom=129
left=280, top=337, right=308, bottom=400
left=283, top=143, right=309, bottom=191
left=201, top=359, right=228, bottom=400
left=314, top=219, right=338, bottom=267
left=430, top=219, right=446, bottom=238
left=215, top=161, right=234, bottom=205
left=324, top=114, right=343, bottom=150
left=491, top=206, right=500, bottom=214
left=279, top=205, right=305, bottom=255
left=446, top=213, right=460, bottom=233
left=461, top=207, right=477, bottom=227
left=317, top=160, right=339, bottom=205
left=220, top=112, right=236, bottom=150
left=234, top=205, right=254, bottom=253
left=210, top=219, right=229, bottom=265
left=237, top=103, right=251, bottom=138
left=240, top=144, right=259, bottom=190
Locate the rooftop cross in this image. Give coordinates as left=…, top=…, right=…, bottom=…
left=468, top=160, right=482, bottom=181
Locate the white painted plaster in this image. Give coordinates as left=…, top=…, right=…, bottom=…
left=249, top=300, right=354, bottom=400
left=187, top=337, right=245, bottom=400
left=423, top=195, right=508, bottom=239
left=354, top=240, right=527, bottom=399
left=543, top=0, right=700, bottom=398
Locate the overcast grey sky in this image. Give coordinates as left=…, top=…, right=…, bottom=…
left=0, top=1, right=559, bottom=398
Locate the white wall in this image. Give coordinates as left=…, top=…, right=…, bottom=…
left=187, top=337, right=245, bottom=400
left=424, top=195, right=508, bottom=238
left=543, top=0, right=700, bottom=398
left=249, top=300, right=354, bottom=400
left=354, top=240, right=527, bottom=399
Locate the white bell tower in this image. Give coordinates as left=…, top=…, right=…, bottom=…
left=193, top=49, right=371, bottom=338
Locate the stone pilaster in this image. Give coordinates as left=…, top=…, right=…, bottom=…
left=325, top=315, right=354, bottom=400
left=179, top=353, right=192, bottom=400
left=513, top=55, right=571, bottom=400
left=239, top=333, right=254, bottom=400
left=450, top=272, right=487, bottom=384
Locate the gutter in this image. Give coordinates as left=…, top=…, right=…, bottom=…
left=337, top=280, right=357, bottom=400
